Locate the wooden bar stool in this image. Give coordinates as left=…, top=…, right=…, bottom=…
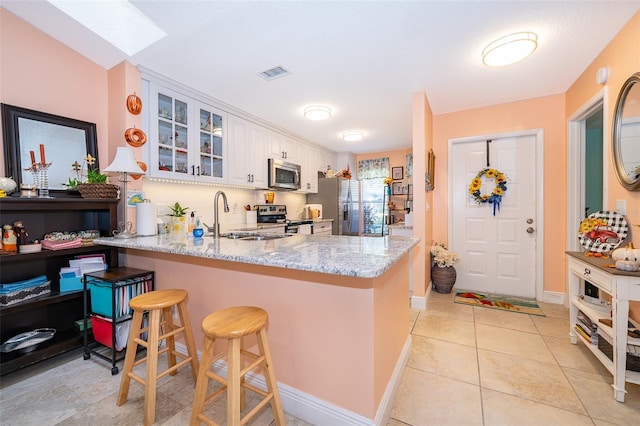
left=190, top=306, right=285, bottom=426
left=117, top=289, right=199, bottom=425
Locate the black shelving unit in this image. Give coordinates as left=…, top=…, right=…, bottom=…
left=0, top=197, right=118, bottom=376
left=82, top=267, right=154, bottom=375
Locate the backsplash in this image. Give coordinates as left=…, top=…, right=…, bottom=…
left=137, top=181, right=307, bottom=231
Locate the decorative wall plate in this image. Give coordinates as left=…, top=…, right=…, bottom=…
left=578, top=210, right=628, bottom=253
left=126, top=93, right=142, bottom=115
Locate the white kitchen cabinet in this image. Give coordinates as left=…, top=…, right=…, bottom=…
left=227, top=114, right=267, bottom=188
left=299, top=143, right=319, bottom=193
left=566, top=252, right=640, bottom=402
left=389, top=226, right=413, bottom=237
left=147, top=83, right=226, bottom=184
left=268, top=131, right=299, bottom=164
left=313, top=221, right=333, bottom=236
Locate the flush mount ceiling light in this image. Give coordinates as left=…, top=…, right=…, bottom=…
left=47, top=0, right=166, bottom=56
left=342, top=131, right=364, bottom=142
left=304, top=105, right=332, bottom=121
left=482, top=32, right=538, bottom=67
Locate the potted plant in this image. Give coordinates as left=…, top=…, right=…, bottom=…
left=430, top=242, right=460, bottom=294
left=168, top=202, right=189, bottom=234
left=68, top=155, right=118, bottom=198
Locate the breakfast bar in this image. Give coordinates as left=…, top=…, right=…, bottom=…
left=95, top=233, right=418, bottom=425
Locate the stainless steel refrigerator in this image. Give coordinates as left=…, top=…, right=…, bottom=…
left=307, top=177, right=361, bottom=235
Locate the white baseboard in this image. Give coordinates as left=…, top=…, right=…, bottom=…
left=174, top=335, right=412, bottom=425
left=542, top=290, right=564, bottom=305
left=411, top=294, right=427, bottom=310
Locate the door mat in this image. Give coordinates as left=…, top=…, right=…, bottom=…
left=454, top=291, right=546, bottom=316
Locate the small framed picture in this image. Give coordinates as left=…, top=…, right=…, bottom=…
left=392, top=182, right=404, bottom=195
left=392, top=166, right=403, bottom=180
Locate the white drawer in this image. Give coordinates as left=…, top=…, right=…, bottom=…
left=568, top=257, right=613, bottom=294
left=313, top=222, right=332, bottom=235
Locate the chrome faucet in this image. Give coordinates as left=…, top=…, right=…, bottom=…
left=213, top=190, right=229, bottom=238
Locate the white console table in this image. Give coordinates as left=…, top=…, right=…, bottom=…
left=566, top=251, right=640, bottom=402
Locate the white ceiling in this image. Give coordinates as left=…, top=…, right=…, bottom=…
left=2, top=1, right=639, bottom=154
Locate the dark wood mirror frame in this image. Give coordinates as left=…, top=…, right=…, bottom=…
left=2, top=104, right=99, bottom=195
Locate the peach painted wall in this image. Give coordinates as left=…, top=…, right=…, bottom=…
left=0, top=9, right=110, bottom=176
left=566, top=11, right=640, bottom=246
left=432, top=95, right=566, bottom=292
left=566, top=12, right=640, bottom=317
left=124, top=249, right=409, bottom=419
left=411, top=92, right=432, bottom=298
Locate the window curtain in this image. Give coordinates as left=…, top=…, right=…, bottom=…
left=358, top=157, right=389, bottom=180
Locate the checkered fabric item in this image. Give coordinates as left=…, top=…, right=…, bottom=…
left=578, top=210, right=629, bottom=253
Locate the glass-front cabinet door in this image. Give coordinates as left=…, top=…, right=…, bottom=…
left=148, top=83, right=226, bottom=183
left=197, top=105, right=226, bottom=182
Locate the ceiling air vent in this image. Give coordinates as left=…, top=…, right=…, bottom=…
left=258, top=65, right=291, bottom=81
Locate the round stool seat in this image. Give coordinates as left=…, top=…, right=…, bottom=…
left=129, top=288, right=187, bottom=311
left=202, top=306, right=268, bottom=340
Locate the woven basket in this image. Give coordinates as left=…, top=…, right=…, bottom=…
left=77, top=184, right=119, bottom=199
left=597, top=333, right=640, bottom=372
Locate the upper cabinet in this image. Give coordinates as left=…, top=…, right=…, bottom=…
left=227, top=114, right=267, bottom=188
left=267, top=132, right=299, bottom=164
left=147, top=83, right=227, bottom=184
left=140, top=71, right=334, bottom=191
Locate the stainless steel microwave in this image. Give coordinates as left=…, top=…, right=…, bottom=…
left=268, top=158, right=301, bottom=190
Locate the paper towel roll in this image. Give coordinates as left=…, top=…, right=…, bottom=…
left=136, top=202, right=157, bottom=236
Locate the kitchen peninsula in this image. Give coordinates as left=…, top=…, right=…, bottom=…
left=95, top=233, right=418, bottom=425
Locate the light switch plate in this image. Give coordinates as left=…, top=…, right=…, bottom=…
left=616, top=199, right=627, bottom=215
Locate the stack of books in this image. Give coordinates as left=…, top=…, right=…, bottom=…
left=575, top=310, right=595, bottom=343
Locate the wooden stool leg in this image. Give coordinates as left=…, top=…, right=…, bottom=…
left=257, top=328, right=286, bottom=426
left=227, top=338, right=242, bottom=426
left=177, top=300, right=199, bottom=381
left=239, top=337, right=246, bottom=412
left=144, top=309, right=161, bottom=426
left=190, top=337, right=216, bottom=426
left=162, top=306, right=177, bottom=375
left=117, top=310, right=144, bottom=406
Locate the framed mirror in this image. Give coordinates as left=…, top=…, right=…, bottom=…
left=612, top=72, right=640, bottom=191
left=2, top=104, right=98, bottom=193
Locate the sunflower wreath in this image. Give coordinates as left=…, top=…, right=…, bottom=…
left=469, top=168, right=507, bottom=216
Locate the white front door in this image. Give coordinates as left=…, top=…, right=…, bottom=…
left=450, top=132, right=539, bottom=298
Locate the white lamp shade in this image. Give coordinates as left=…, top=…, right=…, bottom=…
left=103, top=147, right=145, bottom=174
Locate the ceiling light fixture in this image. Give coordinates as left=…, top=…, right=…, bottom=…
left=304, top=105, right=332, bottom=121
left=47, top=0, right=166, bottom=56
left=482, top=32, right=538, bottom=67
left=342, top=131, right=364, bottom=142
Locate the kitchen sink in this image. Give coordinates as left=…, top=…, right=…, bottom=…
left=214, top=232, right=291, bottom=241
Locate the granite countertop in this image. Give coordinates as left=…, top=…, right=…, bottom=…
left=95, top=233, right=419, bottom=278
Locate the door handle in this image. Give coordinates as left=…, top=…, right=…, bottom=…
left=526, top=218, right=534, bottom=224
left=526, top=227, right=535, bottom=234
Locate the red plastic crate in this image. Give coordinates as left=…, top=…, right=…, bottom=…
left=91, top=314, right=130, bottom=351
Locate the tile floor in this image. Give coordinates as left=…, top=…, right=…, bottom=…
left=2, top=291, right=640, bottom=425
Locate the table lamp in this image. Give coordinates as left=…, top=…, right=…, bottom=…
left=103, top=147, right=145, bottom=238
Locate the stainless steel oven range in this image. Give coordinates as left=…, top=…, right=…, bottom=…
left=255, top=204, right=313, bottom=234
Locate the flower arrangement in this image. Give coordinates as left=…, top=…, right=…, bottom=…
left=64, top=154, right=107, bottom=189
left=383, top=177, right=393, bottom=186
left=430, top=241, right=459, bottom=268
left=469, top=168, right=507, bottom=216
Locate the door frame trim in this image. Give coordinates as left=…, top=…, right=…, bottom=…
left=448, top=129, right=544, bottom=300
left=566, top=88, right=608, bottom=255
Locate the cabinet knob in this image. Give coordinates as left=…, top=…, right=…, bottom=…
left=584, top=268, right=591, bottom=276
